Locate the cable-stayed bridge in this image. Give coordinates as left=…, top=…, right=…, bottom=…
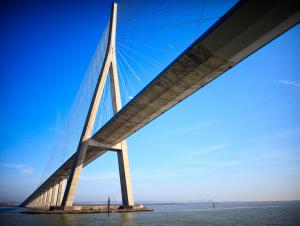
left=21, top=0, right=300, bottom=210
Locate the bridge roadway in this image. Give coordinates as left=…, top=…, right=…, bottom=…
left=22, top=0, right=300, bottom=206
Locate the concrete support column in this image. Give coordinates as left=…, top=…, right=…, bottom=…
left=42, top=192, right=47, bottom=208
left=35, top=197, right=39, bottom=208
left=45, top=188, right=53, bottom=208
left=51, top=183, right=59, bottom=207
left=35, top=197, right=38, bottom=207
left=37, top=196, right=41, bottom=208
left=45, top=190, right=49, bottom=207
left=56, top=178, right=66, bottom=206
left=48, top=188, right=53, bottom=207
left=39, top=195, right=44, bottom=208
left=39, top=195, right=43, bottom=207
left=118, top=141, right=134, bottom=206
left=37, top=198, right=40, bottom=207
left=61, top=142, right=88, bottom=207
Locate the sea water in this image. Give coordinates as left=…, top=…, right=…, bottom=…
left=1, top=201, right=300, bottom=226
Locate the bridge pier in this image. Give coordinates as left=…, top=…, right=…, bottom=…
left=51, top=183, right=58, bottom=206
left=118, top=142, right=134, bottom=207
left=41, top=194, right=44, bottom=207
left=37, top=195, right=42, bottom=208
left=42, top=191, right=47, bottom=208
left=41, top=192, right=46, bottom=208
left=56, top=178, right=66, bottom=206
left=41, top=194, right=45, bottom=207
left=32, top=199, right=36, bottom=207
left=46, top=188, right=53, bottom=208
left=38, top=196, right=42, bottom=207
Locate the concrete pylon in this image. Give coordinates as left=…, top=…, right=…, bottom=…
left=61, top=2, right=134, bottom=208
left=109, top=38, right=134, bottom=207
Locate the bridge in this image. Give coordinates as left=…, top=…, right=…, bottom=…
left=21, top=0, right=300, bottom=209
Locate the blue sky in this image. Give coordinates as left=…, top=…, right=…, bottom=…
left=0, top=0, right=299, bottom=203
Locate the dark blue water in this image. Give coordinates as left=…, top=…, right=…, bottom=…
left=1, top=201, right=300, bottom=226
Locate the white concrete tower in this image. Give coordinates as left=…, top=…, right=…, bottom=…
left=61, top=2, right=134, bottom=208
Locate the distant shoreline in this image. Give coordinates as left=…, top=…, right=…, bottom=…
left=142, top=200, right=300, bottom=206
left=0, top=204, right=19, bottom=208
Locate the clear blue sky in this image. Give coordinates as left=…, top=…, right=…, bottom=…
left=0, top=0, right=299, bottom=203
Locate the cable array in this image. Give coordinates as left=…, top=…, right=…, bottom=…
left=39, top=0, right=239, bottom=185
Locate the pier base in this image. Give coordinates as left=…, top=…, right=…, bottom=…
left=24, top=205, right=152, bottom=214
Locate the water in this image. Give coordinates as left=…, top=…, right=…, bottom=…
left=1, top=201, right=300, bottom=226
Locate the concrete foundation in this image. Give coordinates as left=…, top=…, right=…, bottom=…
left=25, top=205, right=152, bottom=214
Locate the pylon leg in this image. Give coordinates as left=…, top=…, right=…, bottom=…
left=118, top=141, right=134, bottom=207
left=61, top=142, right=88, bottom=207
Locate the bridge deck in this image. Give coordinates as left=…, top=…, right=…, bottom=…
left=22, top=0, right=300, bottom=206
